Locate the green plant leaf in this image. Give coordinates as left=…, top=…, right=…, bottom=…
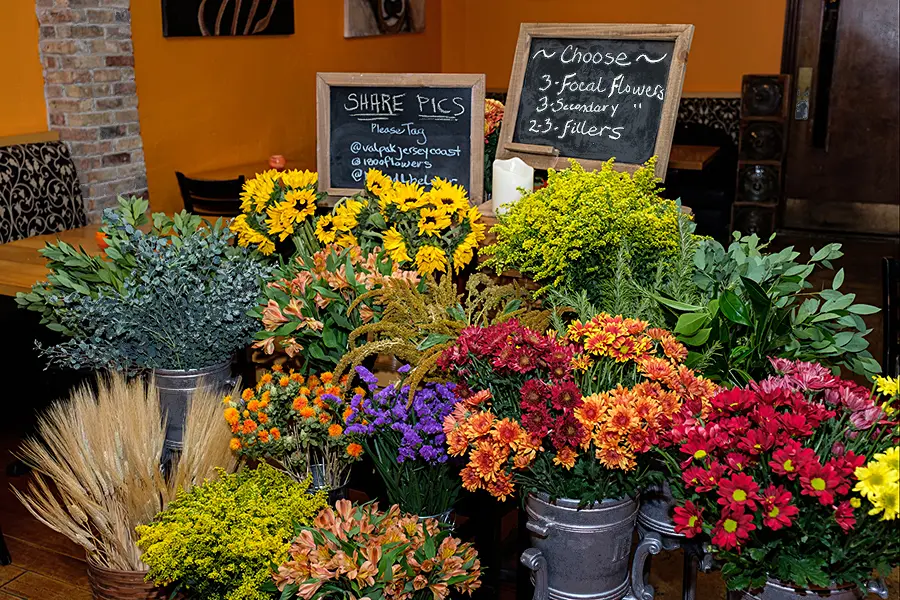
left=719, top=290, right=751, bottom=326
left=681, top=328, right=712, bottom=346
left=740, top=276, right=771, bottom=312
left=848, top=303, right=880, bottom=315
left=832, top=267, right=844, bottom=290
left=418, top=333, right=453, bottom=351
left=821, top=293, right=856, bottom=312
left=674, top=312, right=708, bottom=336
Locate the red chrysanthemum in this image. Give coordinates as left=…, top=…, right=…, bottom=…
left=737, top=427, right=775, bottom=456
left=711, top=511, right=756, bottom=551
left=769, top=440, right=816, bottom=480
left=726, top=452, right=750, bottom=472
left=520, top=379, right=549, bottom=412
left=550, top=381, right=582, bottom=411
left=520, top=406, right=550, bottom=438
left=799, top=461, right=843, bottom=506
left=682, top=462, right=726, bottom=493
left=834, top=500, right=856, bottom=533
left=673, top=501, right=704, bottom=537
left=717, top=473, right=760, bottom=511
left=550, top=412, right=586, bottom=450
left=761, top=485, right=799, bottom=531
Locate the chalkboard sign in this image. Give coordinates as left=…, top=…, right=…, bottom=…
left=316, top=73, right=485, bottom=201
left=497, top=24, right=693, bottom=178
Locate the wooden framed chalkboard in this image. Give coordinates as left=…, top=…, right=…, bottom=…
left=496, top=23, right=694, bottom=179
left=316, top=73, right=486, bottom=202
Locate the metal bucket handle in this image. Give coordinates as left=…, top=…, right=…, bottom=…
left=627, top=531, right=662, bottom=600
left=520, top=548, right=548, bottom=600
left=867, top=578, right=888, bottom=599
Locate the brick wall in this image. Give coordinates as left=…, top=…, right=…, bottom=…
left=36, top=0, right=147, bottom=222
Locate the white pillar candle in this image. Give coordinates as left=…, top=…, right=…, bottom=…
left=492, top=157, right=534, bottom=215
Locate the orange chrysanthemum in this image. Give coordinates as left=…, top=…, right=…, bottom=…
left=574, top=395, right=605, bottom=427
left=229, top=438, right=241, bottom=451
left=241, top=388, right=254, bottom=401
left=552, top=446, right=578, bottom=470
left=346, top=443, right=363, bottom=458
left=247, top=400, right=259, bottom=412
left=258, top=413, right=269, bottom=425
left=492, top=418, right=525, bottom=449
left=293, top=396, right=309, bottom=410
left=270, top=427, right=281, bottom=440
left=260, top=373, right=273, bottom=385
left=460, top=466, right=483, bottom=491
left=464, top=410, right=495, bottom=439
left=328, top=424, right=343, bottom=437
left=299, top=406, right=316, bottom=419
left=446, top=428, right=469, bottom=457
left=223, top=407, right=239, bottom=425
left=242, top=419, right=258, bottom=434
left=486, top=471, right=515, bottom=501
left=608, top=404, right=638, bottom=432
left=468, top=441, right=506, bottom=482
left=279, top=375, right=290, bottom=387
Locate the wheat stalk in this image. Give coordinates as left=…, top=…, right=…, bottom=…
left=12, top=372, right=236, bottom=570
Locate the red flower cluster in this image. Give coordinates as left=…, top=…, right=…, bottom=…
left=672, top=381, right=867, bottom=552
left=438, top=319, right=575, bottom=379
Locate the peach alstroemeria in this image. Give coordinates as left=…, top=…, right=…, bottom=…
left=261, top=299, right=288, bottom=330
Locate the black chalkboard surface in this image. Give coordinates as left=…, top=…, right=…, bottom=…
left=498, top=24, right=694, bottom=178
left=317, top=74, right=486, bottom=200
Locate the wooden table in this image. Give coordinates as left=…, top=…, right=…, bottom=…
left=187, top=160, right=308, bottom=181
left=0, top=225, right=103, bottom=296
left=668, top=145, right=720, bottom=171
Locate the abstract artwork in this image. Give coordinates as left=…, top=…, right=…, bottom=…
left=162, top=0, right=294, bottom=37
left=344, top=0, right=425, bottom=38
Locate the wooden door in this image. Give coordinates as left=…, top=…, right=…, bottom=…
left=783, top=0, right=899, bottom=213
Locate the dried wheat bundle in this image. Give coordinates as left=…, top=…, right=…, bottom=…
left=12, top=372, right=236, bottom=570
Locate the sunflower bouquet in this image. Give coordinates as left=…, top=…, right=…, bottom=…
left=314, top=169, right=486, bottom=276
left=437, top=315, right=716, bottom=504
left=665, top=359, right=899, bottom=591
left=231, top=169, right=324, bottom=256
left=224, top=366, right=364, bottom=491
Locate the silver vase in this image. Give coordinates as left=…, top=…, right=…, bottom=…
left=733, top=579, right=887, bottom=600
left=520, top=493, right=639, bottom=600
left=153, top=360, right=234, bottom=457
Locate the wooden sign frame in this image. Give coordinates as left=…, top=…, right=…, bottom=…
left=496, top=23, right=694, bottom=179
left=316, top=72, right=486, bottom=202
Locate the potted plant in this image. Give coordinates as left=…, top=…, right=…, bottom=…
left=137, top=464, right=327, bottom=600
left=438, top=315, right=716, bottom=599
left=343, top=364, right=462, bottom=520
left=12, top=373, right=236, bottom=599
left=225, top=366, right=364, bottom=500
left=269, top=499, right=482, bottom=599
left=251, top=243, right=417, bottom=371
left=663, top=359, right=898, bottom=598
left=230, top=168, right=323, bottom=257
left=315, top=168, right=486, bottom=277
left=16, top=196, right=271, bottom=457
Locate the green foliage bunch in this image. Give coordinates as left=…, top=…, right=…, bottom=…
left=656, top=233, right=881, bottom=385
left=136, top=464, right=326, bottom=600
left=482, top=159, right=691, bottom=299
left=17, top=196, right=271, bottom=371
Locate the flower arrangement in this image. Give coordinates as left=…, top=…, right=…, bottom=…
left=251, top=243, right=418, bottom=371
left=482, top=159, right=693, bottom=298
left=270, top=500, right=481, bottom=599
left=314, top=169, right=486, bottom=276
left=224, top=366, right=363, bottom=490
left=666, top=359, right=899, bottom=591
left=231, top=169, right=324, bottom=256
left=17, top=196, right=271, bottom=371
left=438, top=315, right=716, bottom=504
left=484, top=98, right=504, bottom=195
left=137, top=464, right=326, bottom=600
left=13, top=373, right=235, bottom=571
left=657, top=233, right=883, bottom=384
left=344, top=365, right=461, bottom=516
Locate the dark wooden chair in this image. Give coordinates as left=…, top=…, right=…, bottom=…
left=175, top=172, right=245, bottom=217
left=884, top=258, right=900, bottom=377
left=0, top=526, right=10, bottom=566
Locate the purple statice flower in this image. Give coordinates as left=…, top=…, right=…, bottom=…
left=343, top=366, right=458, bottom=465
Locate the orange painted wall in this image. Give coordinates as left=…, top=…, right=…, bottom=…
left=131, top=0, right=444, bottom=213
left=0, top=3, right=47, bottom=137
left=440, top=0, right=786, bottom=94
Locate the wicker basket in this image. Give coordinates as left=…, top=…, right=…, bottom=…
left=86, top=563, right=179, bottom=600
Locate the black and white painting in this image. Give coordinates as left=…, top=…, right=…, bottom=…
left=344, top=0, right=425, bottom=38
left=162, top=0, right=294, bottom=37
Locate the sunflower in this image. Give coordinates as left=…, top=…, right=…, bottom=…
left=366, top=169, right=392, bottom=196
left=418, top=207, right=451, bottom=237
left=414, top=245, right=448, bottom=275
left=336, top=231, right=358, bottom=248
left=467, top=206, right=486, bottom=240
left=391, top=181, right=425, bottom=212
left=285, top=188, right=318, bottom=220
left=316, top=215, right=339, bottom=245
left=280, top=169, right=318, bottom=189
left=240, top=170, right=279, bottom=212
left=384, top=226, right=411, bottom=263
left=426, top=179, right=469, bottom=215
left=334, top=198, right=364, bottom=231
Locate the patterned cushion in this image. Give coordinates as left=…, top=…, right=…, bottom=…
left=0, top=141, right=86, bottom=243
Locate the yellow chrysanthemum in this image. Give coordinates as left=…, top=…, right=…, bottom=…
left=876, top=447, right=900, bottom=472
left=426, top=178, right=469, bottom=215
left=384, top=226, right=411, bottom=263
left=875, top=376, right=899, bottom=397
left=868, top=484, right=899, bottom=520
left=391, top=181, right=425, bottom=212
left=315, top=214, right=337, bottom=245
left=854, top=461, right=899, bottom=500
left=280, top=169, right=318, bottom=189
left=366, top=169, right=392, bottom=196
left=418, top=207, right=451, bottom=237
left=414, top=245, right=447, bottom=275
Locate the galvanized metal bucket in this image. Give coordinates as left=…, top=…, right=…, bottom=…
left=521, top=493, right=639, bottom=600
left=734, top=579, right=887, bottom=600
left=154, top=360, right=234, bottom=455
